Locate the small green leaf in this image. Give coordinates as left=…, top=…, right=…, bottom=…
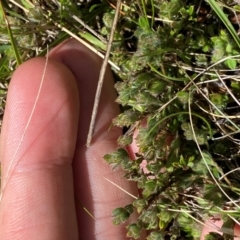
left=205, top=232, right=224, bottom=240
left=112, top=207, right=130, bottom=225
left=187, top=156, right=195, bottom=168
left=126, top=223, right=141, bottom=239
left=158, top=211, right=172, bottom=230
left=133, top=199, right=147, bottom=213
left=149, top=80, right=166, bottom=94
left=225, top=58, right=237, bottom=70
left=210, top=93, right=228, bottom=109
left=125, top=204, right=134, bottom=214
left=179, top=155, right=186, bottom=166
left=113, top=110, right=141, bottom=127
left=177, top=212, right=201, bottom=238
left=146, top=162, right=162, bottom=174
left=226, top=43, right=232, bottom=53
left=102, top=12, right=114, bottom=28
left=117, top=135, right=132, bottom=146
left=177, top=91, right=190, bottom=104
left=139, top=210, right=158, bottom=230
left=147, top=231, right=164, bottom=240
left=231, top=81, right=240, bottom=90
left=142, top=180, right=158, bottom=198
left=104, top=148, right=130, bottom=167
left=0, top=45, right=11, bottom=53
left=133, top=73, right=151, bottom=89
left=201, top=151, right=223, bottom=178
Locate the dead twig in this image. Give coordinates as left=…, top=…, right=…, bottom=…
left=86, top=0, right=122, bottom=147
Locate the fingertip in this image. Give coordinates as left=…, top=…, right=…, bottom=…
left=2, top=56, right=80, bottom=174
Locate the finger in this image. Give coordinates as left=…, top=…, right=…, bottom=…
left=0, top=57, right=79, bottom=239
left=201, top=220, right=240, bottom=239
left=49, top=39, right=141, bottom=239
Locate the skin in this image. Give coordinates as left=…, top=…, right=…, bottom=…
left=200, top=220, right=240, bottom=240
left=0, top=39, right=139, bottom=240
left=0, top=39, right=238, bottom=239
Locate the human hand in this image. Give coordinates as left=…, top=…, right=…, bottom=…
left=0, top=38, right=239, bottom=240
left=0, top=39, right=140, bottom=240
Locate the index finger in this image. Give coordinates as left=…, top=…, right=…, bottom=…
left=0, top=57, right=79, bottom=239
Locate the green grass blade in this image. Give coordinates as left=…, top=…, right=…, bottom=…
left=207, top=0, right=240, bottom=49
left=145, top=111, right=213, bottom=143
left=150, top=0, right=154, bottom=28
left=0, top=2, right=22, bottom=65
left=148, top=63, right=187, bottom=82
left=140, top=0, right=150, bottom=29
left=79, top=32, right=106, bottom=51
